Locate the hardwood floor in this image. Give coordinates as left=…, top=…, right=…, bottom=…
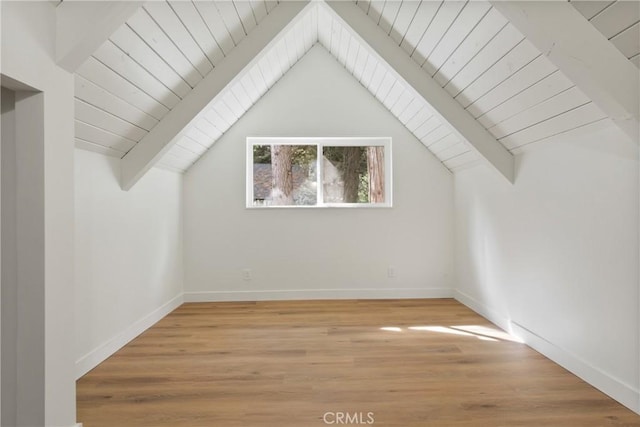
left=77, top=299, right=640, bottom=426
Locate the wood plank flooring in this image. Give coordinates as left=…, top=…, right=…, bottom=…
left=77, top=299, right=640, bottom=426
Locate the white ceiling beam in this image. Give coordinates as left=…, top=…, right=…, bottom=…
left=121, top=0, right=312, bottom=190
left=56, top=1, right=143, bottom=73
left=325, top=1, right=515, bottom=184
left=490, top=1, right=639, bottom=144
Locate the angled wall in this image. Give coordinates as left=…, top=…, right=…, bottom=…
left=454, top=124, right=639, bottom=412
left=74, top=150, right=184, bottom=378
left=184, top=44, right=454, bottom=300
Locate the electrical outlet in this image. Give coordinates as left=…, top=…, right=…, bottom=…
left=242, top=268, right=252, bottom=281
left=387, top=266, right=396, bottom=278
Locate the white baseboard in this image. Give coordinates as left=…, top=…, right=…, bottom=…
left=75, top=294, right=184, bottom=379
left=453, top=289, right=512, bottom=333
left=184, top=287, right=454, bottom=302
left=509, top=321, right=639, bottom=414
left=454, top=289, right=640, bottom=415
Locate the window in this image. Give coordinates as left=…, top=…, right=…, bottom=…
left=247, top=137, right=392, bottom=208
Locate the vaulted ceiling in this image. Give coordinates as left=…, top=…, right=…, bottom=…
left=66, top=0, right=639, bottom=190
left=570, top=0, right=640, bottom=66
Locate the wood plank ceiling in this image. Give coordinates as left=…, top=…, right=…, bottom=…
left=74, top=0, right=629, bottom=175
left=349, top=0, right=609, bottom=169
left=570, top=0, right=640, bottom=68
left=74, top=0, right=282, bottom=171
left=157, top=3, right=317, bottom=172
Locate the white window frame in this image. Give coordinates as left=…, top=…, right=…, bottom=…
left=246, top=137, right=392, bottom=208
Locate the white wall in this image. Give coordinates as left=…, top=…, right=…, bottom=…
left=1, top=2, right=76, bottom=425
left=74, top=150, right=184, bottom=378
left=454, top=123, right=639, bottom=412
left=184, top=45, right=454, bottom=301
left=1, top=86, right=17, bottom=427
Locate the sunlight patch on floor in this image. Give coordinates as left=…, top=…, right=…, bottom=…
left=379, top=324, right=524, bottom=343
left=380, top=326, right=403, bottom=332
